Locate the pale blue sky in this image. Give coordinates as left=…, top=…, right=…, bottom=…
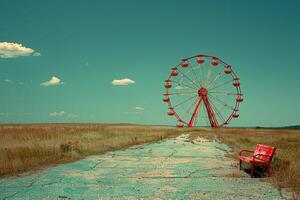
left=0, top=0, right=299, bottom=127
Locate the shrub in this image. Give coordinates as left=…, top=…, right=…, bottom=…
left=60, top=140, right=82, bottom=153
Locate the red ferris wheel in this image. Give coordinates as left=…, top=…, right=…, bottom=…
left=163, top=54, right=243, bottom=128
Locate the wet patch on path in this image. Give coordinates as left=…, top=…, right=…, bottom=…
left=0, top=134, right=282, bottom=199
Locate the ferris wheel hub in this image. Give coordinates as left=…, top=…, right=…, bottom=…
left=198, top=88, right=208, bottom=96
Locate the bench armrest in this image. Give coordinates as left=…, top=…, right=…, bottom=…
left=239, top=150, right=254, bottom=156
left=253, top=154, right=272, bottom=162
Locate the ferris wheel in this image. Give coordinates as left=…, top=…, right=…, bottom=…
left=163, top=54, right=243, bottom=128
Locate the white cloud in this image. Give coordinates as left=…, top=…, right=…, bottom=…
left=134, top=106, right=145, bottom=111
left=32, top=52, right=41, bottom=57
left=123, top=107, right=145, bottom=115
left=134, top=106, right=145, bottom=115
left=0, top=112, right=32, bottom=116
left=112, top=78, right=135, bottom=86
left=49, top=111, right=78, bottom=118
left=0, top=42, right=41, bottom=58
left=1, top=79, right=28, bottom=85
left=49, top=111, right=65, bottom=117
left=67, top=113, right=79, bottom=118
left=4, top=79, right=12, bottom=83
left=41, top=76, right=62, bottom=86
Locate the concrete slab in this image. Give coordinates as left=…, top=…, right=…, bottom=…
left=0, top=134, right=282, bottom=199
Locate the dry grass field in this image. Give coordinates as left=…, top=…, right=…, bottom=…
left=219, top=128, right=300, bottom=192
left=0, top=124, right=182, bottom=178
left=188, top=127, right=300, bottom=192
left=0, top=124, right=299, bottom=193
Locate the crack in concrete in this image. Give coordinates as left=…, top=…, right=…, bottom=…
left=0, top=134, right=283, bottom=199
left=2, top=178, right=37, bottom=200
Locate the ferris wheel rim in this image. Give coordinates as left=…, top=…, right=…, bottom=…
left=163, top=54, right=243, bottom=128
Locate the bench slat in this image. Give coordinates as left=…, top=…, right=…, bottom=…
left=253, top=144, right=276, bottom=162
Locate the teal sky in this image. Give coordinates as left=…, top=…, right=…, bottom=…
left=0, top=0, right=299, bottom=127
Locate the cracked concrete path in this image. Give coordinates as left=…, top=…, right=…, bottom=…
left=0, top=134, right=282, bottom=199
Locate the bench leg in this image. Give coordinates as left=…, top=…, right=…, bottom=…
left=239, top=160, right=242, bottom=170
left=267, top=163, right=270, bottom=177
left=251, top=163, right=254, bottom=178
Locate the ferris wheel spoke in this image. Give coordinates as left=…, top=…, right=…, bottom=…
left=201, top=62, right=207, bottom=87
left=196, top=64, right=203, bottom=87
left=177, top=70, right=188, bottom=90
left=173, top=95, right=198, bottom=108
left=171, top=80, right=198, bottom=90
left=177, top=68, right=200, bottom=89
left=204, top=67, right=214, bottom=87
left=167, top=91, right=198, bottom=96
left=189, top=63, right=202, bottom=87
left=196, top=97, right=205, bottom=126
left=206, top=69, right=223, bottom=89
left=208, top=94, right=235, bottom=110
left=186, top=68, right=201, bottom=88
left=182, top=98, right=199, bottom=120
left=219, top=104, right=227, bottom=115
left=203, top=104, right=210, bottom=127
left=208, top=79, right=233, bottom=91
left=195, top=102, right=203, bottom=127
left=209, top=98, right=226, bottom=123
left=209, top=91, right=241, bottom=96
left=188, top=97, right=203, bottom=127
left=195, top=106, right=203, bottom=127
left=197, top=63, right=205, bottom=87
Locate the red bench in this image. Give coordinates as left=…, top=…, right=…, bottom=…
left=238, top=144, right=276, bottom=177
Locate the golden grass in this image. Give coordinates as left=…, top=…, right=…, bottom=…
left=188, top=127, right=300, bottom=192
left=0, top=124, right=183, bottom=177
left=1, top=124, right=299, bottom=193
